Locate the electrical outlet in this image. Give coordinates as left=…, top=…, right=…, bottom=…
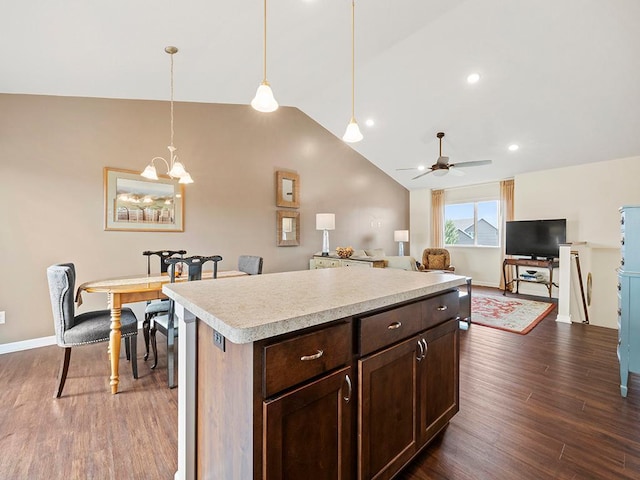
left=213, top=329, right=225, bottom=352
left=0, top=311, right=5, bottom=324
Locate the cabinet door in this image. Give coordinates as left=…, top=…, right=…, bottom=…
left=263, top=366, right=353, bottom=480
left=358, top=336, right=420, bottom=480
left=418, top=318, right=459, bottom=446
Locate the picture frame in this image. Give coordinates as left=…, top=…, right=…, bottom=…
left=104, top=167, right=185, bottom=232
left=276, top=170, right=300, bottom=208
left=277, top=210, right=300, bottom=246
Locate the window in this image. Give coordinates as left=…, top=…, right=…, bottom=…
left=444, top=200, right=500, bottom=247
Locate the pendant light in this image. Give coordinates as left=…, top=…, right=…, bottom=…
left=251, top=0, right=279, bottom=112
left=141, top=47, right=194, bottom=184
left=342, top=0, right=363, bottom=143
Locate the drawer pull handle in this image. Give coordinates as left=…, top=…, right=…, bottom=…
left=343, top=374, right=352, bottom=403
left=388, top=321, right=402, bottom=330
left=300, top=349, right=324, bottom=361
left=436, top=305, right=448, bottom=311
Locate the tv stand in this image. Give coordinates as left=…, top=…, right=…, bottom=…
left=503, top=258, right=559, bottom=299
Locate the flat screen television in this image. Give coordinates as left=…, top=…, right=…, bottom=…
left=505, top=219, right=566, bottom=260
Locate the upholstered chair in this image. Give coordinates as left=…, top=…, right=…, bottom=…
left=47, top=263, right=138, bottom=398
left=419, top=248, right=455, bottom=272
left=238, top=255, right=264, bottom=275
left=142, top=250, right=186, bottom=361
left=150, top=255, right=223, bottom=388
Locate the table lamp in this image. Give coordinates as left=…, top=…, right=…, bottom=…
left=394, top=230, right=409, bottom=256
left=316, top=213, right=335, bottom=256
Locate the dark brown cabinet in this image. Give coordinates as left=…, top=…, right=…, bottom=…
left=358, top=336, right=420, bottom=480
left=195, top=289, right=460, bottom=480
left=357, top=297, right=460, bottom=480
left=264, top=366, right=354, bottom=480
left=418, top=318, right=459, bottom=446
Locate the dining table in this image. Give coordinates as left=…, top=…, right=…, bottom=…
left=75, top=270, right=248, bottom=394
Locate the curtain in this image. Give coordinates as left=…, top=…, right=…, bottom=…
left=431, top=189, right=444, bottom=248
left=499, top=179, right=515, bottom=291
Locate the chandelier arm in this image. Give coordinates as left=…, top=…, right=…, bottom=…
left=150, top=156, right=171, bottom=174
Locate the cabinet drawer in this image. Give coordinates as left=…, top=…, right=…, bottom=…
left=359, top=301, right=423, bottom=356
left=342, top=259, right=371, bottom=268
left=422, top=290, right=460, bottom=330
left=263, top=322, right=351, bottom=398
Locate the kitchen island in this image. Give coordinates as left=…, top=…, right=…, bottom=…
left=164, top=267, right=466, bottom=480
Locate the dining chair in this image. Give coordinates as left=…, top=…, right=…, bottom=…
left=238, top=255, right=263, bottom=275
left=150, top=255, right=223, bottom=388
left=47, top=263, right=139, bottom=398
left=142, top=250, right=186, bottom=361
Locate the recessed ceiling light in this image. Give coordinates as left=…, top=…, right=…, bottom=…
left=365, top=118, right=375, bottom=127
left=417, top=165, right=425, bottom=171
left=508, top=144, right=519, bottom=151
left=467, top=73, right=480, bottom=84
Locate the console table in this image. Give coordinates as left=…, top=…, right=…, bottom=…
left=503, top=258, right=559, bottom=298
left=310, top=255, right=387, bottom=269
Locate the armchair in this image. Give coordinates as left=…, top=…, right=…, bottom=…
left=419, top=248, right=455, bottom=272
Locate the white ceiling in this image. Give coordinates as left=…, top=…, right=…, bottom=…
left=4, top=0, right=640, bottom=190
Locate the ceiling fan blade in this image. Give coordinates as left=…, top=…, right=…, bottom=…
left=436, top=156, right=449, bottom=166
left=449, top=166, right=465, bottom=177
left=449, top=159, right=492, bottom=168
left=395, top=167, right=418, bottom=171
left=412, top=169, right=433, bottom=180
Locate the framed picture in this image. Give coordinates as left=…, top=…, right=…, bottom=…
left=104, top=167, right=184, bottom=232
left=276, top=171, right=300, bottom=208
left=277, top=210, right=300, bottom=246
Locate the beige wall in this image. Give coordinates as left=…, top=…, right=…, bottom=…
left=515, top=156, right=640, bottom=328
left=0, top=94, right=409, bottom=345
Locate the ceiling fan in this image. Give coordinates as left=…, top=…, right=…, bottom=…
left=399, top=132, right=492, bottom=180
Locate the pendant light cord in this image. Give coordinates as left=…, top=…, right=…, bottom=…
left=263, top=0, right=268, bottom=82
left=350, top=0, right=355, bottom=120
left=169, top=51, right=175, bottom=149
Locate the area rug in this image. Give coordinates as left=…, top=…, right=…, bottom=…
left=471, top=293, right=556, bottom=334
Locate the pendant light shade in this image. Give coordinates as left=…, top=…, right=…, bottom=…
left=343, top=118, right=363, bottom=143
left=252, top=81, right=278, bottom=113
left=252, top=0, right=278, bottom=112
left=343, top=0, right=362, bottom=143
left=140, top=46, right=194, bottom=183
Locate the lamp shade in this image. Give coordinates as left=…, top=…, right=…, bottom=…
left=394, top=230, right=409, bottom=242
left=316, top=213, right=335, bottom=230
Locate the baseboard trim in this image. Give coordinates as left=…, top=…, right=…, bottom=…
left=0, top=335, right=56, bottom=355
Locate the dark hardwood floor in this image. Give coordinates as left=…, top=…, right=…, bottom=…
left=2, top=287, right=640, bottom=479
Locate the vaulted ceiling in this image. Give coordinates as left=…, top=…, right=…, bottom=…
left=4, top=0, right=640, bottom=189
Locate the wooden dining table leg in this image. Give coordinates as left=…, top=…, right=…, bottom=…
left=109, top=293, right=122, bottom=394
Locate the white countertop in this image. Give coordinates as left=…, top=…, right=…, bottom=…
left=163, top=268, right=467, bottom=344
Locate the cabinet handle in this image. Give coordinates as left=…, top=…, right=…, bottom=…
left=436, top=305, right=448, bottom=311
left=416, top=340, right=425, bottom=361
left=621, top=258, right=625, bottom=266
left=621, top=237, right=625, bottom=246
left=421, top=338, right=428, bottom=358
left=618, top=283, right=621, bottom=291
left=388, top=321, right=402, bottom=330
left=343, top=374, right=352, bottom=403
left=300, top=349, right=324, bottom=361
